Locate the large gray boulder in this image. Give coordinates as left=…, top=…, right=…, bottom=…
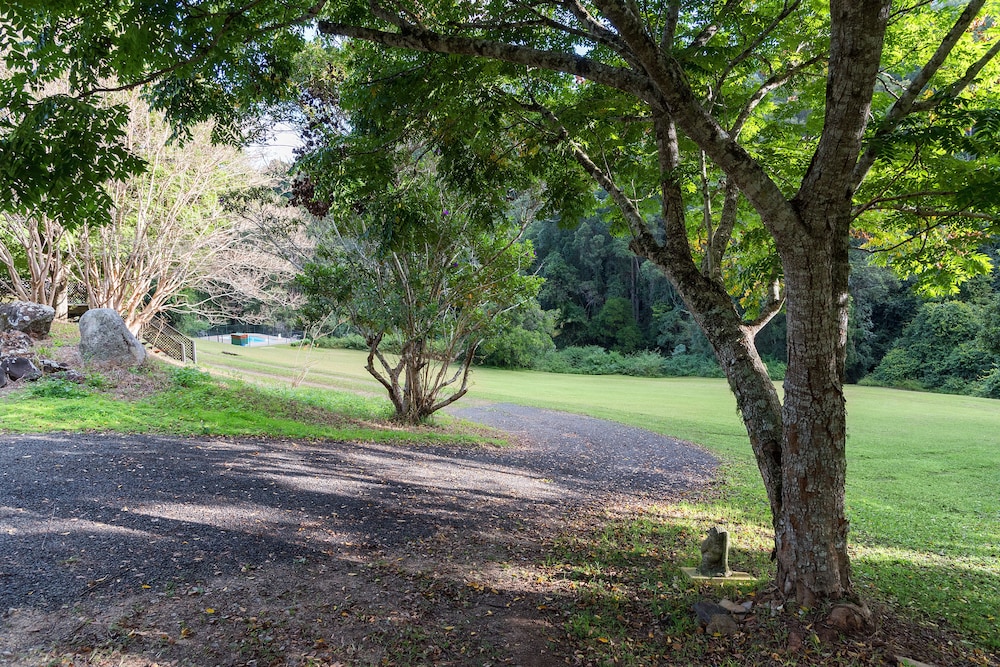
left=78, top=309, right=146, bottom=366
left=0, top=301, right=55, bottom=338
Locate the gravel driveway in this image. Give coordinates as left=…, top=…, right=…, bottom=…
left=1, top=403, right=717, bottom=665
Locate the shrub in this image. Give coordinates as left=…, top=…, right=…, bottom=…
left=868, top=347, right=924, bottom=387
left=533, top=346, right=722, bottom=378
left=619, top=351, right=668, bottom=377
left=660, top=354, right=724, bottom=378
left=867, top=300, right=999, bottom=395
left=478, top=327, right=556, bottom=369
left=171, top=313, right=213, bottom=337
left=536, top=346, right=625, bottom=375
left=939, top=377, right=975, bottom=395
left=478, top=305, right=557, bottom=369
left=315, top=334, right=369, bottom=350
left=977, top=366, right=1000, bottom=399
left=171, top=366, right=211, bottom=388
left=29, top=378, right=90, bottom=399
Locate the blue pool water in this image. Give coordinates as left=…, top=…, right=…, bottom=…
left=248, top=336, right=266, bottom=343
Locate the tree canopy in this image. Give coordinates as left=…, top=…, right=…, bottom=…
left=303, top=0, right=1000, bottom=607
left=1, top=0, right=313, bottom=222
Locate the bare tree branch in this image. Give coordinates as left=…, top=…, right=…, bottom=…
left=682, top=0, right=740, bottom=52
left=66, top=92, right=278, bottom=334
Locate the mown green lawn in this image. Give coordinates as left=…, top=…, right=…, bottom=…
left=195, top=340, right=1000, bottom=648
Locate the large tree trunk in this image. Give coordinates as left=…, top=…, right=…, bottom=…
left=773, top=208, right=854, bottom=605
left=639, top=221, right=853, bottom=606
left=764, top=0, right=888, bottom=603
left=652, top=219, right=854, bottom=606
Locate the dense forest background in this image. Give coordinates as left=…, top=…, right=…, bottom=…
left=471, top=214, right=1000, bottom=399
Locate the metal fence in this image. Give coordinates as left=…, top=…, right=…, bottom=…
left=200, top=323, right=304, bottom=339
left=140, top=318, right=197, bottom=364
left=0, top=280, right=88, bottom=306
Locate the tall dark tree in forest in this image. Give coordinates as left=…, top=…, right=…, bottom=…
left=4, top=0, right=1000, bottom=610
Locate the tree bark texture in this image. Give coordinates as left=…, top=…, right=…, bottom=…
left=775, top=227, right=852, bottom=604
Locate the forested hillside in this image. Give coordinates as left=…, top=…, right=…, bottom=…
left=487, top=214, right=1000, bottom=398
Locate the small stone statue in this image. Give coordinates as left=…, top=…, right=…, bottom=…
left=697, top=526, right=732, bottom=577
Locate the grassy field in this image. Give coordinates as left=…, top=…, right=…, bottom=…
left=0, top=338, right=487, bottom=447
left=194, top=339, right=1000, bottom=650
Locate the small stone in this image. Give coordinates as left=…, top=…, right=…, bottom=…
left=718, top=598, right=746, bottom=614
left=705, top=613, right=739, bottom=636
left=826, top=602, right=873, bottom=633
left=693, top=600, right=731, bottom=625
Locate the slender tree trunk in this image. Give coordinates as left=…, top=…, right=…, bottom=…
left=51, top=265, right=68, bottom=320
left=634, top=231, right=785, bottom=525
left=628, top=113, right=786, bottom=527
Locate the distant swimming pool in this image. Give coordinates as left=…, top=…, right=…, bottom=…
left=230, top=333, right=270, bottom=346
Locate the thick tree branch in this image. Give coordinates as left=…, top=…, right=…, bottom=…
left=316, top=20, right=657, bottom=100
left=591, top=0, right=800, bottom=241
left=797, top=0, right=891, bottom=211
left=321, top=2, right=798, bottom=243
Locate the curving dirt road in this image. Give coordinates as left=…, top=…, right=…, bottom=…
left=0, top=403, right=717, bottom=666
